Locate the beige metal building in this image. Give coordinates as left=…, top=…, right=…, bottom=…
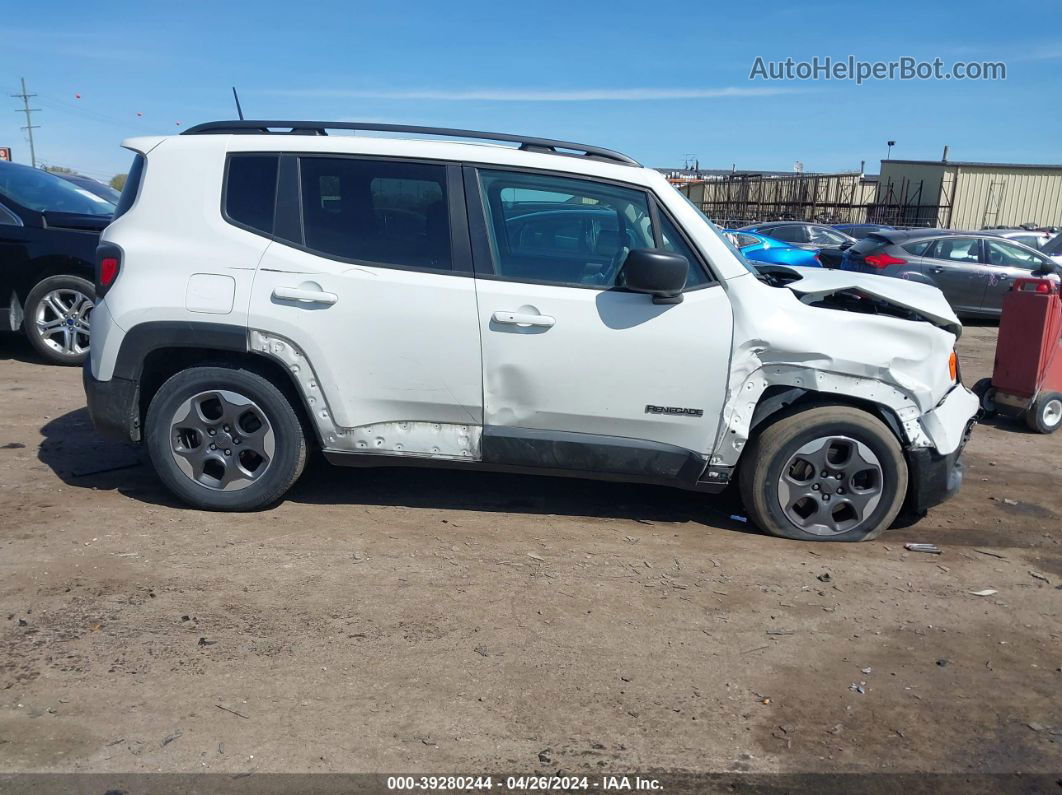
left=878, top=159, right=1062, bottom=229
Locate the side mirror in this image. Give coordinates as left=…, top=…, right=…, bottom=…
left=839, top=241, right=854, bottom=250
left=620, top=249, right=689, bottom=304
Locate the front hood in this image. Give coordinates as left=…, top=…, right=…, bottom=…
left=780, top=268, right=962, bottom=336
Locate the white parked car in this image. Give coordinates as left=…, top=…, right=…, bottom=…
left=84, top=120, right=978, bottom=541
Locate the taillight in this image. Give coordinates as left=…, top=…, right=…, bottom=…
left=100, top=258, right=119, bottom=286
left=864, top=253, right=907, bottom=267
left=96, top=243, right=122, bottom=298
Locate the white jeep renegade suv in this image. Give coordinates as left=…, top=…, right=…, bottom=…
left=84, top=120, right=978, bottom=541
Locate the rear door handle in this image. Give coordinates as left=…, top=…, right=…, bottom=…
left=272, top=286, right=338, bottom=305
left=930, top=267, right=945, bottom=274
left=492, top=310, right=555, bottom=328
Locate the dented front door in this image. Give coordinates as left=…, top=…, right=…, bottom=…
left=473, top=279, right=733, bottom=453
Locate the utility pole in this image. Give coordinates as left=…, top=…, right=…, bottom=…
left=11, top=77, right=39, bottom=168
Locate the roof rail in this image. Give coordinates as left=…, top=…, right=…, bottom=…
left=180, top=120, right=640, bottom=166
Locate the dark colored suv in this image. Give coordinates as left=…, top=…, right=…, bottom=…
left=840, top=229, right=1058, bottom=317
left=0, top=161, right=114, bottom=364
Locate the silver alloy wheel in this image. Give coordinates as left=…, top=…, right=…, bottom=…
left=1042, top=398, right=1062, bottom=428
left=35, top=288, right=92, bottom=356
left=776, top=435, right=884, bottom=536
left=168, top=390, right=276, bottom=492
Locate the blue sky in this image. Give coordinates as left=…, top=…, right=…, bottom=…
left=1, top=0, right=1060, bottom=181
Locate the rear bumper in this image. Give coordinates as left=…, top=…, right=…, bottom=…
left=83, top=361, right=140, bottom=442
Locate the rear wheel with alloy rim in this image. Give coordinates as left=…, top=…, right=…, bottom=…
left=23, top=275, right=95, bottom=365
left=146, top=366, right=306, bottom=511
left=739, top=405, right=908, bottom=542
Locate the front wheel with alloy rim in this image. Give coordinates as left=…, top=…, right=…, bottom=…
left=145, top=366, right=306, bottom=511
left=23, top=274, right=95, bottom=365
left=739, top=405, right=908, bottom=542
left=1026, top=392, right=1062, bottom=434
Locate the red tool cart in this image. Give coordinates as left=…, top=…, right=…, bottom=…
left=974, top=277, right=1062, bottom=433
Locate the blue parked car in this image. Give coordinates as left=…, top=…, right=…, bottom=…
left=736, top=221, right=854, bottom=267
left=724, top=229, right=822, bottom=268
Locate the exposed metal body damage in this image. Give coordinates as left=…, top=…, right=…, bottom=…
left=709, top=271, right=972, bottom=469
left=250, top=329, right=481, bottom=459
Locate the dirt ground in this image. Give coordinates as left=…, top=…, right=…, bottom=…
left=0, top=323, right=1059, bottom=783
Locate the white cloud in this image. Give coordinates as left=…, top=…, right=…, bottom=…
left=261, top=86, right=801, bottom=101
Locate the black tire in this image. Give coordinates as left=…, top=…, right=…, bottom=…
left=145, top=366, right=306, bottom=511
left=23, top=274, right=95, bottom=366
left=739, top=405, right=908, bottom=542
left=971, top=377, right=997, bottom=418
left=1025, top=392, right=1062, bottom=434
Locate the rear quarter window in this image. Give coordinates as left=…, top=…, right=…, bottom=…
left=901, top=239, right=934, bottom=256
left=224, top=154, right=279, bottom=236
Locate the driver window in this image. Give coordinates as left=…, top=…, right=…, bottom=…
left=986, top=240, right=1042, bottom=270
left=478, top=170, right=655, bottom=288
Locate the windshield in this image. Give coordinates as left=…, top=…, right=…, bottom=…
left=0, top=162, right=115, bottom=216
left=676, top=190, right=759, bottom=274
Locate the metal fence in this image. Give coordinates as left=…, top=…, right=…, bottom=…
left=683, top=172, right=951, bottom=229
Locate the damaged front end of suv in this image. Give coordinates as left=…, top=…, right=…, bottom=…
left=709, top=262, right=978, bottom=537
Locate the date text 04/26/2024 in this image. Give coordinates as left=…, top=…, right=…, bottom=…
left=386, top=775, right=663, bottom=791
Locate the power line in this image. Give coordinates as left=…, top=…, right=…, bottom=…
left=11, top=77, right=40, bottom=168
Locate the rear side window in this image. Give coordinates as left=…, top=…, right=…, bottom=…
left=765, top=224, right=805, bottom=243
left=298, top=157, right=451, bottom=271
left=225, top=155, right=279, bottom=235
left=113, top=154, right=145, bottom=219
left=928, top=237, right=981, bottom=263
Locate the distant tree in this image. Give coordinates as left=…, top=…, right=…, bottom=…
left=110, top=174, right=127, bottom=191
left=44, top=165, right=75, bottom=174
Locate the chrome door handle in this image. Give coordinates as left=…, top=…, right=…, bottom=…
left=492, top=310, right=556, bottom=328
left=273, top=286, right=338, bottom=305
left=930, top=267, right=944, bottom=274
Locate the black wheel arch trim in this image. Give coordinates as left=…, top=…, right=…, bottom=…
left=112, top=321, right=249, bottom=381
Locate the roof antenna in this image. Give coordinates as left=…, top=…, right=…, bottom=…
left=232, top=86, right=245, bottom=120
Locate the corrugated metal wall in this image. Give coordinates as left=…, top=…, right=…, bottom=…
left=876, top=161, right=1062, bottom=228
left=949, top=166, right=1062, bottom=228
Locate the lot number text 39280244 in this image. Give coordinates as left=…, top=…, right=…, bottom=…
left=386, top=775, right=663, bottom=791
